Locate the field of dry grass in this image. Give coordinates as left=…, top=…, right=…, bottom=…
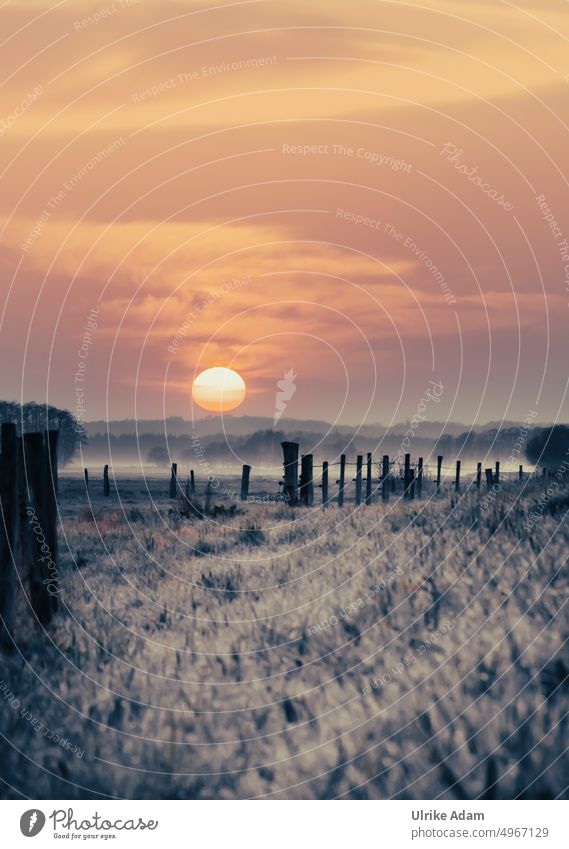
left=0, top=474, right=567, bottom=799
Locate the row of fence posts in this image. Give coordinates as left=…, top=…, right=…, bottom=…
left=81, top=452, right=527, bottom=507
left=0, top=423, right=59, bottom=642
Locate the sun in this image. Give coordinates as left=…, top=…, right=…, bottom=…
left=192, top=367, right=246, bottom=413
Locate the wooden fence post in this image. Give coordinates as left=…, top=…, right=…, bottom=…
left=240, top=464, right=251, bottom=502
left=322, top=461, right=329, bottom=506
left=476, top=462, right=482, bottom=489
left=169, top=463, right=178, bottom=498
left=365, top=453, right=373, bottom=504
left=205, top=476, right=213, bottom=512
left=409, top=468, right=416, bottom=500
left=338, top=454, right=346, bottom=508
left=84, top=468, right=89, bottom=489
left=22, top=433, right=57, bottom=624
left=0, top=424, right=19, bottom=647
left=103, top=464, right=110, bottom=496
left=382, top=455, right=389, bottom=502
left=281, top=442, right=299, bottom=506
left=437, top=455, right=443, bottom=492
left=485, top=468, right=493, bottom=490
left=300, top=454, right=314, bottom=506
left=494, top=461, right=500, bottom=484
left=404, top=454, right=411, bottom=499
left=417, top=457, right=423, bottom=498
left=455, top=460, right=461, bottom=492
left=190, top=469, right=196, bottom=495
left=519, top=464, right=523, bottom=481
left=355, top=455, right=363, bottom=505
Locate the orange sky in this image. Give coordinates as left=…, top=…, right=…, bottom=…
left=1, top=0, right=568, bottom=425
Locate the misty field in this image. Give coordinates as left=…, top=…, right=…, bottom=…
left=1, top=474, right=567, bottom=800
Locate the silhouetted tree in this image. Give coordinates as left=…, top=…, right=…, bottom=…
left=526, top=426, right=569, bottom=469
left=0, top=401, right=86, bottom=465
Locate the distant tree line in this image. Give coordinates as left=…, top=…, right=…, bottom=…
left=0, top=401, right=86, bottom=465
left=525, top=425, right=569, bottom=469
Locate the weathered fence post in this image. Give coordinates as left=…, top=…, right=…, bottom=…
left=240, top=464, right=251, bottom=502
left=281, top=442, right=299, bottom=506
left=322, top=461, right=329, bottom=506
left=103, top=464, right=110, bottom=496
left=355, top=455, right=363, bottom=505
left=519, top=464, right=523, bottom=481
left=0, top=424, right=19, bottom=647
left=22, top=433, right=58, bottom=624
left=365, top=453, right=372, bottom=504
left=417, top=457, right=423, bottom=498
left=404, top=453, right=411, bottom=499
left=485, top=468, right=493, bottom=489
left=169, top=463, right=178, bottom=498
left=84, top=468, right=89, bottom=489
left=382, top=455, right=389, bottom=502
left=437, top=455, right=443, bottom=492
left=455, top=460, right=461, bottom=492
left=542, top=467, right=547, bottom=477
left=476, top=462, right=482, bottom=489
left=205, top=476, right=213, bottom=512
left=409, top=468, right=416, bottom=500
left=190, top=469, right=196, bottom=496
left=300, top=454, right=314, bottom=507
left=494, top=461, right=500, bottom=484
left=338, top=454, right=346, bottom=508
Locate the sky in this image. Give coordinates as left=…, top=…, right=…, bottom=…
left=1, top=0, right=568, bottom=427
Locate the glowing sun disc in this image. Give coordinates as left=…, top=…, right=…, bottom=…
left=192, top=367, right=246, bottom=413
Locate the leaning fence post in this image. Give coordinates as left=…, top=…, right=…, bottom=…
left=0, top=423, right=19, bottom=647
left=476, top=462, right=482, bottom=489
left=300, top=454, right=314, bottom=506
left=281, top=442, right=299, bottom=506
left=455, top=460, right=461, bottom=492
left=103, top=464, right=110, bottom=496
left=322, top=461, right=329, bottom=506
left=417, top=457, right=423, bottom=498
left=382, top=455, right=389, bottom=502
left=169, top=463, right=178, bottom=498
left=485, top=468, right=493, bottom=490
left=404, top=454, right=411, bottom=499
left=437, top=455, right=443, bottom=492
left=494, top=461, right=500, bottom=484
left=240, top=464, right=251, bottom=501
left=365, top=453, right=373, bottom=504
left=338, top=454, right=346, bottom=508
left=355, top=455, right=363, bottom=505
